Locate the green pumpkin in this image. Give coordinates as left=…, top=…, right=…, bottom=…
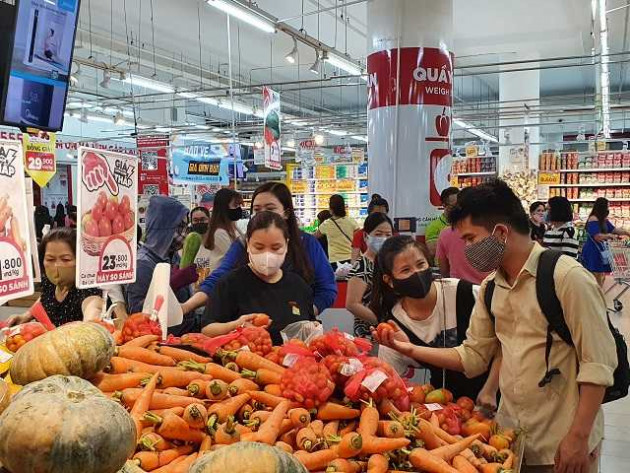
left=189, top=443, right=308, bottom=473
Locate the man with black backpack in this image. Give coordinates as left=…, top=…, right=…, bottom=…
left=379, top=180, right=625, bottom=472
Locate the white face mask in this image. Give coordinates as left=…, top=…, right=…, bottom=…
left=249, top=251, right=286, bottom=277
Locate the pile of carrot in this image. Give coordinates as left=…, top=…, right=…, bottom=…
left=89, top=332, right=518, bottom=473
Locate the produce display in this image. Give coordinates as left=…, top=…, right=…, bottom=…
left=0, top=321, right=521, bottom=473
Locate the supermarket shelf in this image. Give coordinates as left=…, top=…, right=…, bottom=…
left=245, top=171, right=287, bottom=179
left=552, top=168, right=630, bottom=173
left=551, top=183, right=630, bottom=188
left=287, top=177, right=368, bottom=181
left=569, top=198, right=630, bottom=203
left=454, top=171, right=497, bottom=177
left=293, top=191, right=368, bottom=195
left=294, top=205, right=365, bottom=209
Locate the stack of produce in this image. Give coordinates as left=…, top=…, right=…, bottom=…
left=0, top=321, right=520, bottom=473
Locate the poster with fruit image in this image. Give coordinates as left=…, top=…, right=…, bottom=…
left=77, top=147, right=138, bottom=289
left=263, top=86, right=282, bottom=170
left=0, top=140, right=34, bottom=305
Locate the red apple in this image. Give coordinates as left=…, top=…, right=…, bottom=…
left=105, top=201, right=118, bottom=221
left=85, top=219, right=99, bottom=237
left=112, top=215, right=125, bottom=234
left=91, top=204, right=104, bottom=223
left=98, top=218, right=112, bottom=237
left=119, top=195, right=131, bottom=214
left=97, top=191, right=108, bottom=209
left=124, top=211, right=134, bottom=230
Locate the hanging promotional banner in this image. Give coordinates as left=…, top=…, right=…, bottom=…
left=25, top=178, right=41, bottom=283
left=77, top=147, right=138, bottom=289
left=298, top=139, right=316, bottom=165
left=0, top=140, right=34, bottom=304
left=170, top=143, right=238, bottom=185
left=253, top=147, right=265, bottom=165
left=22, top=130, right=57, bottom=187
left=263, top=87, right=282, bottom=170
left=137, top=135, right=170, bottom=196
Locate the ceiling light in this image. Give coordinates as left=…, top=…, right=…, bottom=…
left=309, top=51, right=321, bottom=75
left=323, top=51, right=363, bottom=76
left=178, top=90, right=200, bottom=99
left=285, top=38, right=298, bottom=64
left=194, top=124, right=210, bottom=130
left=114, top=112, right=126, bottom=125
left=314, top=134, right=324, bottom=146
left=206, top=0, right=276, bottom=34
left=351, top=135, right=368, bottom=142
left=155, top=126, right=173, bottom=133
left=86, top=115, right=116, bottom=124
left=282, top=147, right=295, bottom=152
left=453, top=118, right=498, bottom=143
left=120, top=75, right=175, bottom=93
left=286, top=138, right=296, bottom=148
left=254, top=141, right=263, bottom=149
left=99, top=70, right=111, bottom=89
left=327, top=129, right=348, bottom=136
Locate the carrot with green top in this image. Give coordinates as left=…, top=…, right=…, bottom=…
left=335, top=432, right=362, bottom=458
left=130, top=373, right=160, bottom=442
left=179, top=360, right=241, bottom=382
left=186, top=379, right=211, bottom=398
left=92, top=372, right=151, bottom=392
left=182, top=403, right=208, bottom=429
left=377, top=421, right=405, bottom=439
left=133, top=445, right=193, bottom=471
left=228, top=378, right=259, bottom=396
left=206, top=379, right=229, bottom=400
left=294, top=449, right=339, bottom=471
left=317, top=403, right=360, bottom=421
left=429, top=435, right=481, bottom=462
left=117, top=346, right=176, bottom=366
left=366, top=454, right=389, bottom=473
left=296, top=426, right=318, bottom=451
left=206, top=392, right=251, bottom=423
left=289, top=407, right=312, bottom=429
left=408, top=448, right=460, bottom=473
left=154, top=411, right=205, bottom=443
left=357, top=406, right=380, bottom=437
left=124, top=334, right=160, bottom=348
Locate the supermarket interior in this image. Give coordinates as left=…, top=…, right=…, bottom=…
left=2, top=0, right=630, bottom=472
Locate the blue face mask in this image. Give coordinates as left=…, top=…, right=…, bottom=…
left=367, top=235, right=388, bottom=254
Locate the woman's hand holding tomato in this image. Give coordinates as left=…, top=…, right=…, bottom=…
left=371, top=321, right=414, bottom=356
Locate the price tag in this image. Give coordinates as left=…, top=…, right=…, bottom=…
left=340, top=358, right=363, bottom=377
left=237, top=345, right=251, bottom=352
left=96, top=236, right=134, bottom=284
left=283, top=354, right=299, bottom=367
left=361, top=369, right=388, bottom=393
left=343, top=332, right=355, bottom=341
left=424, top=403, right=444, bottom=412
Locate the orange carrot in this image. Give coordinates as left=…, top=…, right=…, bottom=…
left=214, top=416, right=241, bottom=445
left=206, top=379, right=229, bottom=400
left=155, top=346, right=210, bottom=363
left=367, top=454, right=389, bottom=473
left=499, top=449, right=515, bottom=469
left=336, top=432, right=363, bottom=458
left=408, top=448, right=460, bottom=473
left=460, top=449, right=486, bottom=468
left=228, top=378, right=260, bottom=396
left=254, top=400, right=291, bottom=445
left=133, top=445, right=193, bottom=471
left=206, top=393, right=251, bottom=423
left=279, top=428, right=297, bottom=446
left=124, top=334, right=160, bottom=348
left=138, top=432, right=172, bottom=452
left=152, top=453, right=198, bottom=473
left=471, top=441, right=499, bottom=462
left=242, top=368, right=282, bottom=385
left=317, top=403, right=361, bottom=421
left=182, top=403, right=208, bottom=429
left=327, top=458, right=357, bottom=473
left=248, top=390, right=290, bottom=408
left=91, top=372, right=151, bottom=392
left=117, top=346, right=176, bottom=366
left=275, top=441, right=294, bottom=453
left=413, top=418, right=444, bottom=450
left=119, top=389, right=198, bottom=409
left=161, top=387, right=189, bottom=397
left=323, top=421, right=340, bottom=439
left=249, top=410, right=273, bottom=424
left=233, top=351, right=286, bottom=374
left=479, top=464, right=506, bottom=473
left=358, top=406, right=380, bottom=437
left=130, top=373, right=160, bottom=442
left=156, top=370, right=213, bottom=388
left=199, top=434, right=212, bottom=453
left=179, top=361, right=241, bottom=382
left=237, top=403, right=254, bottom=422
left=108, top=356, right=159, bottom=374
left=187, top=379, right=211, bottom=399
left=429, top=435, right=481, bottom=462
left=288, top=408, right=311, bottom=429
left=156, top=411, right=205, bottom=443
left=279, top=418, right=294, bottom=435
left=310, top=420, right=324, bottom=438
left=296, top=426, right=318, bottom=451
left=145, top=407, right=185, bottom=418
left=377, top=421, right=405, bottom=439
left=338, top=421, right=357, bottom=436
left=452, top=455, right=478, bottom=473
left=378, top=399, right=401, bottom=418
left=361, top=436, right=410, bottom=455
left=264, top=384, right=283, bottom=397
left=294, top=449, right=339, bottom=471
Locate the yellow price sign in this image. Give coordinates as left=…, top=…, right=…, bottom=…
left=538, top=171, right=561, bottom=185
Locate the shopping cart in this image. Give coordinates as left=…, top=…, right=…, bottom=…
left=604, top=239, right=630, bottom=313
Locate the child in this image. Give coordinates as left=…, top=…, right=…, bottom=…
left=202, top=211, right=315, bottom=344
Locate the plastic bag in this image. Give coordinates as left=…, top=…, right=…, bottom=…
left=281, top=320, right=324, bottom=344
left=308, top=328, right=372, bottom=358
left=344, top=356, right=410, bottom=411
left=334, top=262, right=353, bottom=280
left=202, top=326, right=272, bottom=357
left=3, top=322, right=48, bottom=352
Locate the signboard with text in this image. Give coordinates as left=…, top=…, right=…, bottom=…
left=538, top=171, right=561, bottom=185
left=77, top=148, right=138, bottom=288
left=263, top=87, right=282, bottom=170
left=137, top=135, right=169, bottom=196
left=170, top=144, right=238, bottom=185
left=22, top=131, right=57, bottom=187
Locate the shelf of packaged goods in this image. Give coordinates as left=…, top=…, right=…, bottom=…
left=569, top=198, right=630, bottom=203
left=551, top=183, right=630, bottom=188
left=454, top=171, right=497, bottom=177
left=293, top=191, right=368, bottom=195
left=245, top=171, right=287, bottom=179
left=287, top=177, right=368, bottom=181
left=547, top=168, right=630, bottom=173
left=294, top=205, right=365, bottom=209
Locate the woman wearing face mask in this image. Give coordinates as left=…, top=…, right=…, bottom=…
left=202, top=211, right=315, bottom=344
left=529, top=201, right=546, bottom=244
left=345, top=212, right=394, bottom=338
left=182, top=182, right=336, bottom=317
left=370, top=235, right=500, bottom=402
left=7, top=228, right=103, bottom=327
left=204, top=189, right=243, bottom=276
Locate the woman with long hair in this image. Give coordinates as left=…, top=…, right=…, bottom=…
left=315, top=194, right=359, bottom=268
left=542, top=196, right=579, bottom=258
left=582, top=197, right=630, bottom=286
left=204, top=190, right=243, bottom=273
left=370, top=235, right=500, bottom=403
left=182, top=182, right=336, bottom=317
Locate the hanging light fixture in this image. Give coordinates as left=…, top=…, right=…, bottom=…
left=314, top=133, right=324, bottom=146
left=114, top=111, right=126, bottom=125
left=206, top=0, right=276, bottom=34
left=285, top=38, right=298, bottom=64
left=79, top=108, right=88, bottom=123
left=309, top=50, right=321, bottom=75
left=100, top=70, right=111, bottom=89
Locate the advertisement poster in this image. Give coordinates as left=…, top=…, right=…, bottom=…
left=77, top=147, right=138, bottom=289
left=170, top=143, right=239, bottom=185
left=25, top=178, right=41, bottom=283
left=253, top=147, right=265, bottom=165
left=0, top=141, right=34, bottom=304
left=22, top=130, right=57, bottom=187
left=263, top=87, right=282, bottom=170
left=137, top=135, right=169, bottom=196
left=298, top=139, right=316, bottom=165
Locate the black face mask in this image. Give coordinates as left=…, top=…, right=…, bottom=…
left=392, top=268, right=434, bottom=299
left=228, top=207, right=243, bottom=222
left=190, top=223, right=209, bottom=235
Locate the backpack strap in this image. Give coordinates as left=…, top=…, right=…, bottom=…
left=455, top=280, right=476, bottom=344
left=535, top=250, right=574, bottom=387
left=483, top=279, right=496, bottom=325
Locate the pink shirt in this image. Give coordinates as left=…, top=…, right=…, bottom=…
left=435, top=227, right=490, bottom=284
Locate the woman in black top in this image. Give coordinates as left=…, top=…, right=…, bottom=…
left=202, top=211, right=314, bottom=345
left=7, top=228, right=102, bottom=327
left=529, top=201, right=546, bottom=243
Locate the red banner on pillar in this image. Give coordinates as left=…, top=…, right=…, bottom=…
left=137, top=136, right=169, bottom=196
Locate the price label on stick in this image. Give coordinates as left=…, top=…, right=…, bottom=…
left=96, top=236, right=134, bottom=284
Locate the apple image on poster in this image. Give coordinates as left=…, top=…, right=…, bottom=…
left=430, top=149, right=452, bottom=206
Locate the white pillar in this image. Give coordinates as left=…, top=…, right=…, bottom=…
left=367, top=0, right=453, bottom=234
left=499, top=67, right=540, bottom=173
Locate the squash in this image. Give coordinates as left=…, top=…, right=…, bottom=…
left=10, top=322, right=115, bottom=385
left=0, top=375, right=136, bottom=473
left=0, top=379, right=8, bottom=416
left=189, top=442, right=308, bottom=473
left=181, top=231, right=203, bottom=268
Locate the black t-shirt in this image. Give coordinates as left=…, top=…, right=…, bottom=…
left=209, top=265, right=315, bottom=344
left=40, top=277, right=102, bottom=326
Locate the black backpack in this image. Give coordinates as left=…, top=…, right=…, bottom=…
left=484, top=250, right=630, bottom=404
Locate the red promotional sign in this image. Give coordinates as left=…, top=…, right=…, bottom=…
left=367, top=47, right=454, bottom=110
left=137, top=135, right=169, bottom=196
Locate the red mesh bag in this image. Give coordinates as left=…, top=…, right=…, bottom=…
left=308, top=328, right=371, bottom=358
left=202, top=326, right=273, bottom=357
left=4, top=322, right=48, bottom=352
left=344, top=357, right=410, bottom=411
left=280, top=356, right=335, bottom=409
left=121, top=313, right=162, bottom=343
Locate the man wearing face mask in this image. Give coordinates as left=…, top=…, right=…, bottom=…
left=126, top=196, right=199, bottom=334
left=377, top=180, right=617, bottom=473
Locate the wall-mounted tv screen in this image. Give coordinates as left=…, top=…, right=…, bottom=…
left=1, top=0, right=81, bottom=132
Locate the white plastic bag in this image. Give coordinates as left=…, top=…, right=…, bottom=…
left=281, top=320, right=324, bottom=344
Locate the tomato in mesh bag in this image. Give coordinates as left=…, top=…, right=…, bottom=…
left=322, top=355, right=360, bottom=388
left=308, top=328, right=371, bottom=358
left=280, top=357, right=335, bottom=409
left=241, top=327, right=273, bottom=356
left=5, top=322, right=48, bottom=352
left=203, top=326, right=273, bottom=357
left=344, top=357, right=410, bottom=411
left=265, top=346, right=282, bottom=364
left=121, top=313, right=162, bottom=343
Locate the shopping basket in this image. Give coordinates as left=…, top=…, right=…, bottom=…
left=604, top=239, right=630, bottom=313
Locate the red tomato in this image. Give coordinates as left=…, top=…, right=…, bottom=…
left=105, top=201, right=118, bottom=221
left=98, top=218, right=112, bottom=237
left=112, top=215, right=125, bottom=234
left=96, top=191, right=108, bottom=209
left=85, top=219, right=100, bottom=237
left=456, top=396, right=475, bottom=412
left=119, top=195, right=131, bottom=214
left=91, top=204, right=104, bottom=222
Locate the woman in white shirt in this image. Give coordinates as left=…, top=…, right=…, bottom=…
left=370, top=235, right=500, bottom=403
left=542, top=196, right=579, bottom=259
left=203, top=189, right=243, bottom=279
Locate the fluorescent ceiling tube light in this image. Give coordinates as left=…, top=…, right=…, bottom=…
left=285, top=38, right=298, bottom=64
left=309, top=51, right=321, bottom=75
left=327, top=129, right=348, bottom=136
left=178, top=90, right=200, bottom=99
left=351, top=135, right=368, bottom=142
left=206, top=0, right=276, bottom=33
left=453, top=118, right=498, bottom=143
left=324, top=51, right=363, bottom=76
left=120, top=75, right=175, bottom=93
left=194, top=124, right=210, bottom=130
